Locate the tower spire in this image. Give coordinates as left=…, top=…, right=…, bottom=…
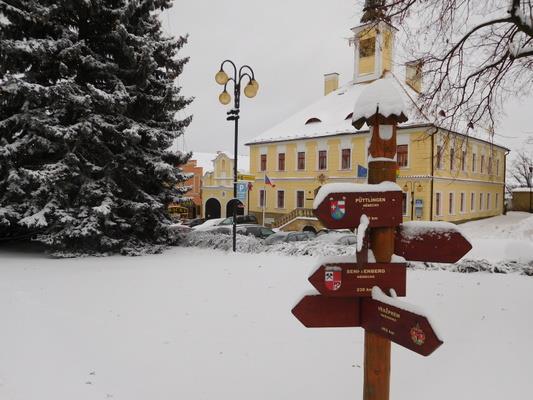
left=360, top=0, right=388, bottom=23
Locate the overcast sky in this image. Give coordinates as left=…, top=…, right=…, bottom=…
left=162, top=0, right=533, bottom=158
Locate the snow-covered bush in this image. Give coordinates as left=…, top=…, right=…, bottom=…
left=181, top=231, right=358, bottom=257
left=0, top=1, right=192, bottom=256
left=182, top=232, right=533, bottom=275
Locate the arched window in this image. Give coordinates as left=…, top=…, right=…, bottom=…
left=305, top=118, right=322, bottom=124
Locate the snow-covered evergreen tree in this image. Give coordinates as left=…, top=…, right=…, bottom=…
left=0, top=0, right=192, bottom=256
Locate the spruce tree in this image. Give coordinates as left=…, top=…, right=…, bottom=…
left=0, top=0, right=192, bottom=256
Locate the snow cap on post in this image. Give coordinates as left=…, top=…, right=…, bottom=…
left=352, top=76, right=409, bottom=129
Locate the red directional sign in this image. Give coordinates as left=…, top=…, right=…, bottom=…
left=292, top=295, right=361, bottom=328
left=361, top=296, right=443, bottom=356
left=308, top=262, right=406, bottom=297
left=395, top=222, right=472, bottom=263
left=313, top=191, right=403, bottom=229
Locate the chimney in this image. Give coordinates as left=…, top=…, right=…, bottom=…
left=405, top=60, right=423, bottom=93
left=324, top=72, right=339, bottom=96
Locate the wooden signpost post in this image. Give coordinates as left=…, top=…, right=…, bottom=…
left=291, top=79, right=472, bottom=400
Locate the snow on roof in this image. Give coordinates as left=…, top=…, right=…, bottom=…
left=246, top=74, right=428, bottom=145
left=512, top=187, right=533, bottom=192
left=313, top=181, right=401, bottom=209
left=352, top=75, right=408, bottom=129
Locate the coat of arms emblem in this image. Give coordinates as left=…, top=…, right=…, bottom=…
left=410, top=323, right=426, bottom=346
left=324, top=266, right=342, bottom=291
left=330, top=197, right=346, bottom=220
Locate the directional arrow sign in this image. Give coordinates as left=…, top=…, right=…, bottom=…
left=395, top=221, right=472, bottom=263
left=292, top=295, right=361, bottom=328
left=313, top=190, right=403, bottom=229
left=361, top=289, right=443, bottom=356
left=308, top=262, right=406, bottom=297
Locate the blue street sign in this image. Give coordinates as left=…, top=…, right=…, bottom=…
left=236, top=182, right=248, bottom=201
left=357, top=165, right=368, bottom=178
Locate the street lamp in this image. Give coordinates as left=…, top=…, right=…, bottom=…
left=403, top=181, right=423, bottom=220
left=528, top=165, right=533, bottom=213
left=215, top=60, right=259, bottom=252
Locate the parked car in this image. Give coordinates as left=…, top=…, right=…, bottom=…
left=219, top=214, right=258, bottom=226
left=264, top=231, right=315, bottom=245
left=236, top=224, right=275, bottom=239
left=314, top=231, right=357, bottom=245
left=316, top=228, right=353, bottom=236
left=183, top=218, right=205, bottom=228
left=168, top=223, right=192, bottom=234
left=192, top=217, right=225, bottom=231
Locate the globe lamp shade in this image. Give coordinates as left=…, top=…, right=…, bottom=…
left=219, top=91, right=231, bottom=105
left=215, top=70, right=229, bottom=85
left=244, top=79, right=259, bottom=98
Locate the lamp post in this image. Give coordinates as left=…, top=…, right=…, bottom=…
left=215, top=60, right=259, bottom=252
left=528, top=165, right=533, bottom=213
left=403, top=181, right=423, bottom=221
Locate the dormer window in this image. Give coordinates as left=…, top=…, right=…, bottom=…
left=305, top=118, right=322, bottom=124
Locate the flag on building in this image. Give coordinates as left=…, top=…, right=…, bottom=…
left=265, top=175, right=276, bottom=187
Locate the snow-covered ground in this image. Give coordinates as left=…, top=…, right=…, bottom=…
left=1, top=240, right=533, bottom=399
left=460, top=212, right=533, bottom=262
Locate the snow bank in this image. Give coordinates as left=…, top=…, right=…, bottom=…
left=313, top=181, right=401, bottom=209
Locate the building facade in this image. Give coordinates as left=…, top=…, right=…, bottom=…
left=245, top=21, right=509, bottom=229
left=201, top=151, right=251, bottom=219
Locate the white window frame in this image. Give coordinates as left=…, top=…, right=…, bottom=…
left=259, top=189, right=265, bottom=208
left=397, top=143, right=410, bottom=169
left=260, top=153, right=267, bottom=172
left=436, top=145, right=444, bottom=170
left=276, top=190, right=285, bottom=209
left=450, top=147, right=455, bottom=171
left=340, top=147, right=352, bottom=170
left=435, top=192, right=443, bottom=217
left=402, top=191, right=409, bottom=217
left=296, top=190, right=305, bottom=209
left=448, top=192, right=455, bottom=215
left=277, top=152, right=286, bottom=172
left=317, top=149, right=328, bottom=171
left=296, top=150, right=306, bottom=171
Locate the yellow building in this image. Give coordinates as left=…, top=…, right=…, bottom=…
left=245, top=21, right=509, bottom=230
left=201, top=151, right=251, bottom=219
